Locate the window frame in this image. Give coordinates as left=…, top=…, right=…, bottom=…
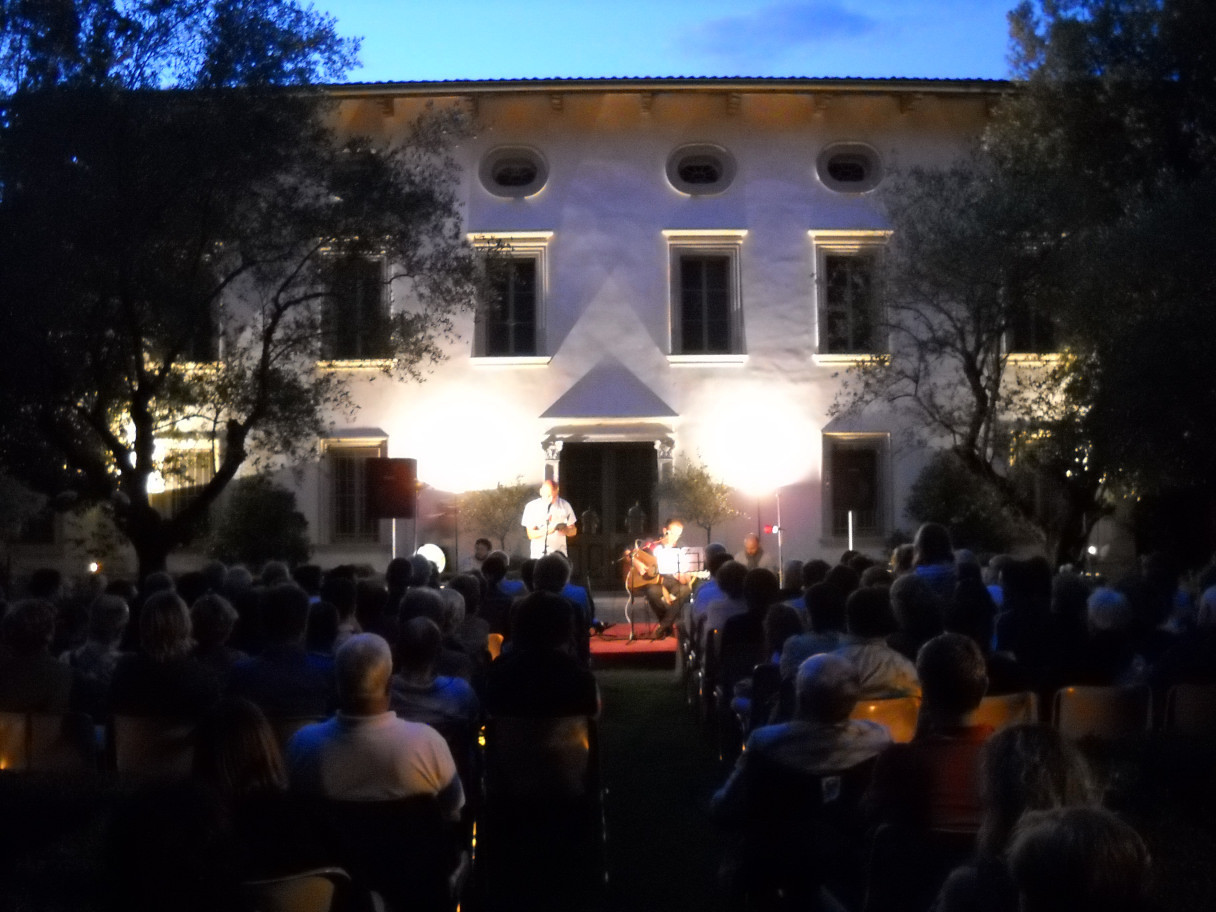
left=810, top=230, right=891, bottom=363
left=469, top=232, right=553, bottom=365
left=664, top=230, right=748, bottom=365
left=822, top=432, right=890, bottom=541
left=318, top=253, right=392, bottom=365
left=323, top=438, right=387, bottom=545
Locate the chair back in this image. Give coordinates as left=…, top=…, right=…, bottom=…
left=484, top=715, right=594, bottom=802
left=28, top=712, right=97, bottom=772
left=241, top=867, right=349, bottom=912
left=850, top=696, right=922, bottom=743
left=1053, top=685, right=1151, bottom=740
left=321, top=795, right=458, bottom=912
left=1164, top=683, right=1216, bottom=735
left=111, top=716, right=197, bottom=777
left=972, top=691, right=1039, bottom=732
left=486, top=632, right=504, bottom=661
left=0, top=711, right=29, bottom=771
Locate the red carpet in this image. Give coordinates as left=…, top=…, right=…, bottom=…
left=589, top=623, right=678, bottom=656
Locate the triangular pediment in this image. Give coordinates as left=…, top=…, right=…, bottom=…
left=540, top=357, right=677, bottom=419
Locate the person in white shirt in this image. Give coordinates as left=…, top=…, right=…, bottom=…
left=520, top=479, right=578, bottom=559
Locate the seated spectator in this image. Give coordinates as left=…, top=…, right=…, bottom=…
left=780, top=581, right=850, bottom=680
left=945, top=577, right=1029, bottom=696
left=995, top=557, right=1055, bottom=669
left=64, top=593, right=130, bottom=718
left=355, top=578, right=398, bottom=647
left=193, top=698, right=341, bottom=883
left=227, top=583, right=334, bottom=718
left=391, top=617, right=481, bottom=737
left=319, top=575, right=360, bottom=647
left=1008, top=807, right=1150, bottom=912
left=287, top=633, right=464, bottom=819
left=686, top=547, right=733, bottom=637
left=888, top=573, right=945, bottom=663
left=833, top=587, right=921, bottom=700
left=0, top=599, right=74, bottom=712
left=530, top=552, right=591, bottom=663
left=190, top=593, right=247, bottom=678
left=933, top=725, right=1093, bottom=912
left=479, top=551, right=516, bottom=635
left=445, top=573, right=491, bottom=663
left=912, top=522, right=957, bottom=604
left=702, top=560, right=749, bottom=651
left=712, top=653, right=892, bottom=906
left=867, top=632, right=993, bottom=832
left=1066, top=587, right=1140, bottom=686
left=399, top=586, right=474, bottom=682
left=110, top=591, right=222, bottom=717
left=484, top=591, right=599, bottom=719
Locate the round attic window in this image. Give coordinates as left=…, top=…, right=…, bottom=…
left=480, top=146, right=548, bottom=198
left=816, top=143, right=883, bottom=193
left=667, top=144, right=736, bottom=195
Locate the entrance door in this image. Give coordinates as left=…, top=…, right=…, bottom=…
left=560, top=442, right=658, bottom=587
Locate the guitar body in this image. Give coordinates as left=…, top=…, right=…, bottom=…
left=624, top=548, right=660, bottom=592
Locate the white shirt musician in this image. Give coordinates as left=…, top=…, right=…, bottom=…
left=521, top=479, right=578, bottom=559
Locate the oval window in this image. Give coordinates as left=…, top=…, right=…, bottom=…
left=480, top=146, right=548, bottom=198
left=667, top=144, right=736, bottom=195
left=816, top=143, right=883, bottom=193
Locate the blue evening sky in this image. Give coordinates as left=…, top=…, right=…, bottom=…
left=321, top=0, right=1016, bottom=84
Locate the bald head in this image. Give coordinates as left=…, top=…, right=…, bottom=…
left=795, top=653, right=862, bottom=724
left=336, top=633, right=393, bottom=714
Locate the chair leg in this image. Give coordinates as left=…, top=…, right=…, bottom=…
left=625, top=591, right=636, bottom=643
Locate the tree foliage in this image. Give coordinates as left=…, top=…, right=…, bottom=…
left=655, top=460, right=740, bottom=544
left=836, top=0, right=1216, bottom=564
left=905, top=451, right=1031, bottom=554
left=206, top=474, right=309, bottom=567
left=0, top=1, right=481, bottom=577
left=459, top=481, right=534, bottom=551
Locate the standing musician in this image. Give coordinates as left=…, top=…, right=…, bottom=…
left=521, top=479, right=578, bottom=559
left=627, top=518, right=695, bottom=640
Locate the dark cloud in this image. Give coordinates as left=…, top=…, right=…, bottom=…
left=685, top=2, right=879, bottom=67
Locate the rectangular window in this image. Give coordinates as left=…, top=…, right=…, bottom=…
left=150, top=448, right=215, bottom=540
left=322, top=258, right=390, bottom=361
left=484, top=257, right=538, bottom=356
left=678, top=255, right=733, bottom=354
left=824, top=435, right=887, bottom=538
left=810, top=230, right=890, bottom=357
left=823, top=253, right=879, bottom=354
left=329, top=445, right=381, bottom=543
left=1008, top=303, right=1057, bottom=355
left=665, top=230, right=746, bottom=358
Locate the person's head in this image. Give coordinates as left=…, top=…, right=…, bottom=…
left=320, top=575, right=358, bottom=619
left=795, top=653, right=862, bottom=724
left=259, top=583, right=310, bottom=646
left=890, top=543, right=915, bottom=576
left=335, top=633, right=393, bottom=714
left=511, top=591, right=575, bottom=650
left=538, top=479, right=558, bottom=504
left=1, top=599, right=56, bottom=655
left=764, top=603, right=804, bottom=657
left=860, top=565, right=894, bottom=588
left=801, top=559, right=831, bottom=589
left=437, top=587, right=465, bottom=633
left=662, top=519, right=684, bottom=547
left=397, top=616, right=444, bottom=676
left=306, top=602, right=339, bottom=654
left=824, top=563, right=860, bottom=598
left=705, top=542, right=729, bottom=563
left=913, top=522, right=954, bottom=567
left=743, top=568, right=781, bottom=614
left=260, top=561, right=290, bottom=587
left=519, top=558, right=537, bottom=592
left=87, top=594, right=130, bottom=646
left=707, top=549, right=733, bottom=577
left=140, top=591, right=193, bottom=662
left=945, top=577, right=997, bottom=653
left=845, top=586, right=897, bottom=639
left=190, top=593, right=238, bottom=650
left=742, top=532, right=761, bottom=556
left=409, top=553, right=435, bottom=588
left=781, top=559, right=804, bottom=591
left=474, top=538, right=492, bottom=561
left=193, top=698, right=286, bottom=798
left=142, top=571, right=176, bottom=597
left=200, top=560, right=227, bottom=595
left=806, top=581, right=848, bottom=634
left=890, top=573, right=945, bottom=638
left=916, top=632, right=988, bottom=722
left=385, top=556, right=413, bottom=592
left=398, top=585, right=444, bottom=625
left=978, top=724, right=1092, bottom=856
left=1198, top=585, right=1216, bottom=629
left=481, top=550, right=509, bottom=585
left=716, top=560, right=748, bottom=600
left=1008, top=807, right=1149, bottom=912
left=533, top=552, right=573, bottom=593
left=446, top=574, right=482, bottom=618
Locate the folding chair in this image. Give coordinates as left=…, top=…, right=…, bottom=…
left=849, top=696, right=922, bottom=743
left=241, top=866, right=351, bottom=912
left=110, top=715, right=197, bottom=777
left=972, top=690, right=1039, bottom=733
left=1053, top=685, right=1151, bottom=741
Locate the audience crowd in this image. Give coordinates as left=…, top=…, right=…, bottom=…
left=2, top=520, right=1215, bottom=910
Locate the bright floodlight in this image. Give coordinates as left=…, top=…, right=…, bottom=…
left=416, top=543, right=446, bottom=573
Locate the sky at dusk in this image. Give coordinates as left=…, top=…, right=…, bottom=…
left=321, top=0, right=1017, bottom=84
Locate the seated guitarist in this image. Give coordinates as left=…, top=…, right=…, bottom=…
left=638, top=518, right=695, bottom=640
